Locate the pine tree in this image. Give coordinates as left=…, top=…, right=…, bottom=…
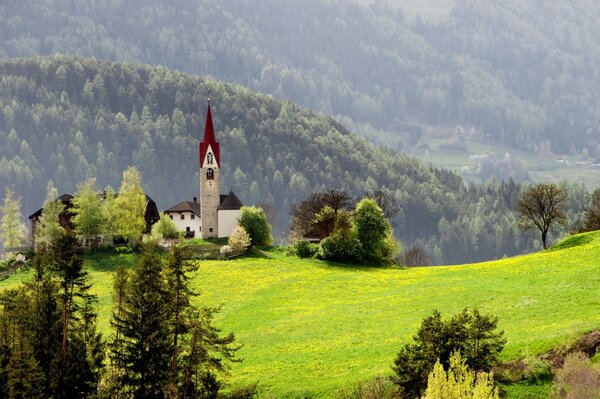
left=0, top=187, right=28, bottom=251
left=111, top=245, right=172, bottom=398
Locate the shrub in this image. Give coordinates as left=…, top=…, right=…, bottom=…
left=550, top=352, right=600, bottom=399
left=295, top=239, right=318, bottom=258
left=319, top=233, right=363, bottom=262
left=228, top=225, right=251, bottom=252
left=220, top=245, right=233, bottom=255
left=239, top=206, right=272, bottom=246
left=402, top=244, right=431, bottom=266
left=337, top=375, right=399, bottom=399
left=150, top=212, right=179, bottom=240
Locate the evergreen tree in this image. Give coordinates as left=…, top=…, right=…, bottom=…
left=0, top=187, right=28, bottom=251
left=116, top=166, right=147, bottom=244
left=110, top=245, right=172, bottom=398
left=583, top=188, right=600, bottom=232
left=72, top=177, right=102, bottom=246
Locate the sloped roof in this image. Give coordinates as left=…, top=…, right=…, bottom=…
left=164, top=201, right=201, bottom=216
left=218, top=190, right=243, bottom=210
left=199, top=101, right=220, bottom=168
left=28, top=193, right=74, bottom=219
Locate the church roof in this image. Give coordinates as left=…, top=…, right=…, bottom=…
left=164, top=200, right=201, bottom=216
left=218, top=190, right=243, bottom=210
left=199, top=100, right=220, bottom=168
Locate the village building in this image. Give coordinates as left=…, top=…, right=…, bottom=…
left=163, top=101, right=243, bottom=238
left=28, top=193, right=160, bottom=242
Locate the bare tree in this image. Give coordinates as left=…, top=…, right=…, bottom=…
left=516, top=183, right=568, bottom=249
left=290, top=189, right=353, bottom=239
left=402, top=244, right=431, bottom=266
left=365, top=190, right=401, bottom=225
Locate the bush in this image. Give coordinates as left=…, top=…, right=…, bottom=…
left=150, top=212, right=179, bottom=240
left=319, top=233, right=363, bottom=262
left=239, top=206, right=272, bottom=246
left=402, top=244, right=431, bottom=266
left=295, top=240, right=318, bottom=258
left=228, top=225, right=251, bottom=252
left=337, top=376, right=399, bottom=399
left=550, top=352, right=600, bottom=399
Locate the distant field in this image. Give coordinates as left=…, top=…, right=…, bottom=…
left=409, top=136, right=600, bottom=188
left=2, top=232, right=600, bottom=397
left=356, top=0, right=456, bottom=22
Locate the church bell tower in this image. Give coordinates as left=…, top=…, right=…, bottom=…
left=199, top=100, right=220, bottom=238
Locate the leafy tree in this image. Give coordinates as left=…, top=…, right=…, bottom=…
left=100, top=186, right=118, bottom=238
left=116, top=166, right=147, bottom=243
left=582, top=188, right=600, bottom=232
left=239, top=206, right=272, bottom=246
left=392, top=309, right=505, bottom=398
left=318, top=209, right=363, bottom=262
left=290, top=190, right=353, bottom=239
left=228, top=225, right=251, bottom=252
left=0, top=186, right=27, bottom=251
left=151, top=212, right=179, bottom=240
left=110, top=245, right=172, bottom=398
left=34, top=187, right=65, bottom=250
left=424, top=352, right=500, bottom=399
left=354, top=198, right=398, bottom=263
left=516, top=183, right=568, bottom=249
left=71, top=177, right=102, bottom=246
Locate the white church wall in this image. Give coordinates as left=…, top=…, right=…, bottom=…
left=166, top=211, right=202, bottom=236
left=218, top=209, right=241, bottom=238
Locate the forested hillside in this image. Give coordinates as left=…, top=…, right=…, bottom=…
left=0, top=56, right=554, bottom=263
left=2, top=0, right=600, bottom=158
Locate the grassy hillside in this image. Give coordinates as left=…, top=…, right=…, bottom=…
left=2, top=232, right=600, bottom=397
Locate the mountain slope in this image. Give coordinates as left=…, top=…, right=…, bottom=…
left=2, top=232, right=599, bottom=397
left=0, top=56, right=538, bottom=263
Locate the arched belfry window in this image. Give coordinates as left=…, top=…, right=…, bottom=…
left=207, top=168, right=214, bottom=180
left=207, top=153, right=213, bottom=164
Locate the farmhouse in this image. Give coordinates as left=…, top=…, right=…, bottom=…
left=163, top=101, right=243, bottom=238
left=28, top=192, right=160, bottom=241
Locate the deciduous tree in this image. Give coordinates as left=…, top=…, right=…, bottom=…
left=239, top=206, right=272, bottom=246
left=116, top=166, right=147, bottom=243
left=72, top=177, right=102, bottom=246
left=34, top=187, right=65, bottom=250
left=516, top=183, right=568, bottom=249
left=0, top=186, right=28, bottom=251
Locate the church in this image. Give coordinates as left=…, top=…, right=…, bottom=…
left=164, top=101, right=243, bottom=238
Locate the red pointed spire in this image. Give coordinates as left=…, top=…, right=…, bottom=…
left=199, top=99, right=220, bottom=167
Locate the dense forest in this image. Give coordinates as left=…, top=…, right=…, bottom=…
left=2, top=0, right=600, bottom=157
left=1, top=56, right=573, bottom=263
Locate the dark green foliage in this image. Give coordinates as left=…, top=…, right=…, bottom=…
left=239, top=207, right=272, bottom=246
left=319, top=234, right=364, bottom=263
left=110, top=244, right=171, bottom=398
left=391, top=308, right=506, bottom=398
left=294, top=239, right=318, bottom=258
left=354, top=198, right=394, bottom=263
left=0, top=56, right=547, bottom=264
left=290, top=190, right=354, bottom=240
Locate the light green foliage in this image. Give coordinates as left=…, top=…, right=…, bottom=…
left=424, top=352, right=500, bottom=399
left=238, top=206, right=272, bottom=246
left=72, top=177, right=102, bottom=245
left=34, top=187, right=65, bottom=250
left=115, top=166, right=146, bottom=243
left=100, top=186, right=118, bottom=237
left=0, top=186, right=27, bottom=250
left=228, top=225, right=251, bottom=252
left=353, top=198, right=398, bottom=263
left=150, top=213, right=178, bottom=240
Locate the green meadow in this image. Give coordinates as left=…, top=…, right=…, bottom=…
left=2, top=232, right=600, bottom=397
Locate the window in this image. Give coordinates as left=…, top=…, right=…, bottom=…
left=209, top=228, right=213, bottom=232
left=169, top=215, right=173, bottom=220
left=207, top=168, right=214, bottom=180
left=207, top=153, right=213, bottom=164
left=180, top=214, right=185, bottom=220
left=186, top=226, right=191, bottom=232
left=191, top=214, right=195, bottom=219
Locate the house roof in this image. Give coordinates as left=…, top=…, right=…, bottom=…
left=199, top=100, right=220, bottom=168
left=164, top=201, right=201, bottom=216
left=218, top=190, right=243, bottom=210
left=28, top=193, right=74, bottom=219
